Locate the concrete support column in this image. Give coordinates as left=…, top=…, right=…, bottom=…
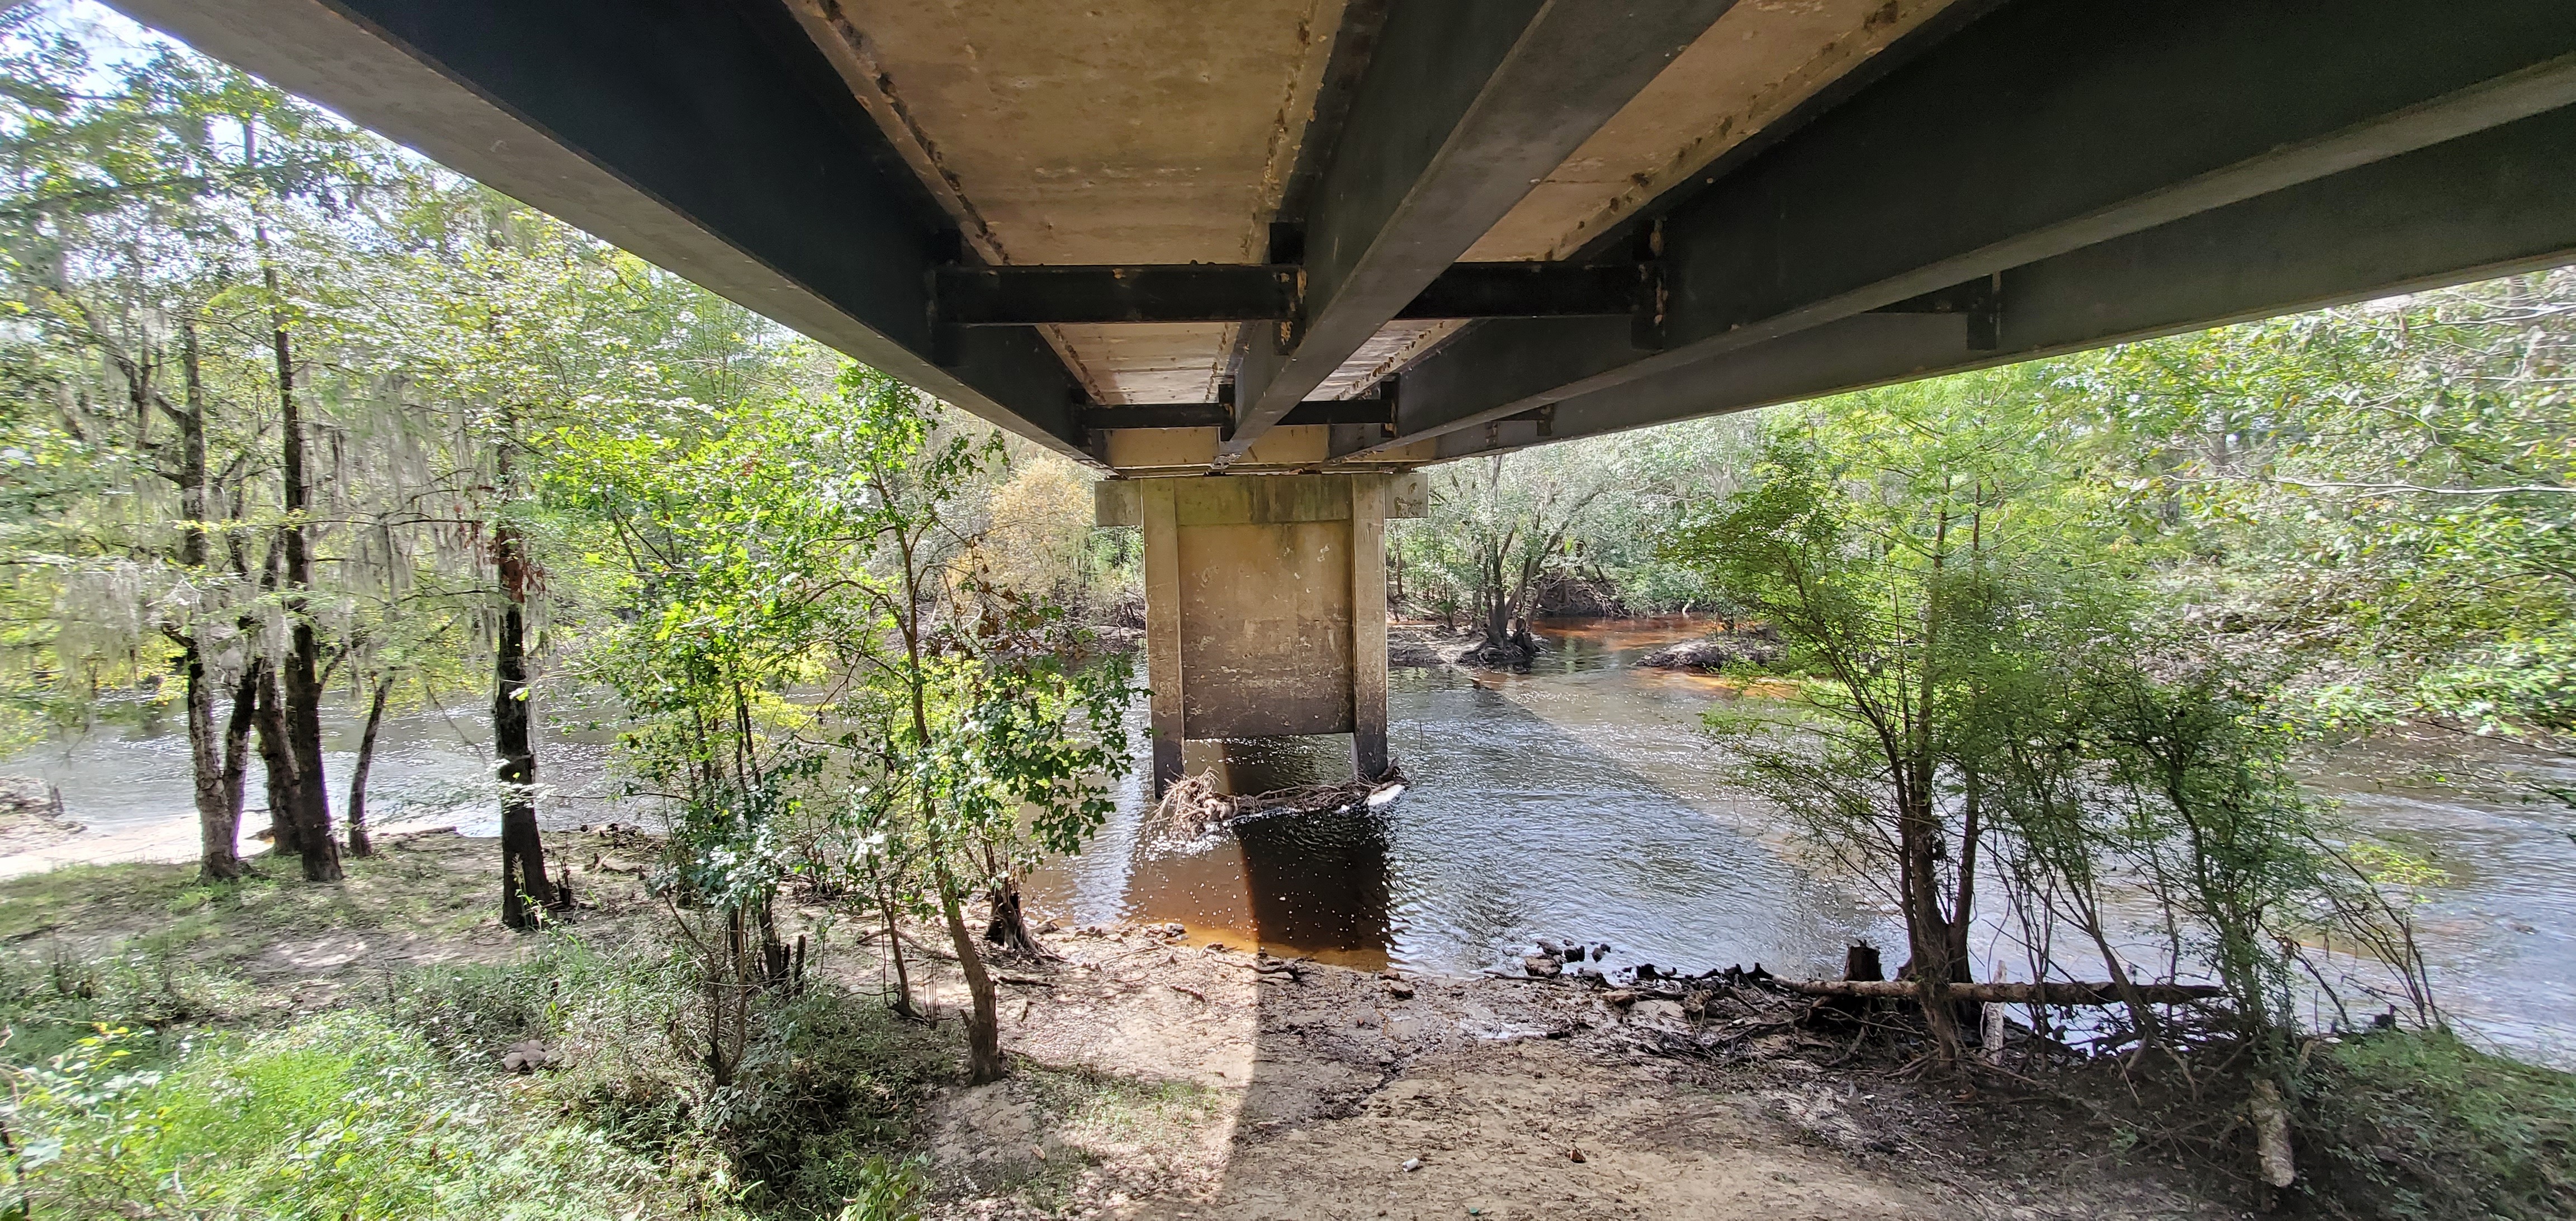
left=1349, top=475, right=1389, bottom=781
left=1100, top=471, right=1420, bottom=797
left=1139, top=479, right=1185, bottom=794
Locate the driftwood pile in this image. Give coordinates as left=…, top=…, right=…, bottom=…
left=1145, top=769, right=1407, bottom=844
left=1634, top=630, right=1784, bottom=673
left=1511, top=937, right=2231, bottom=1069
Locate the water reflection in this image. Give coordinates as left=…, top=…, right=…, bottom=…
left=1237, top=805, right=1394, bottom=966
left=1028, top=621, right=1881, bottom=979
left=1, top=693, right=642, bottom=837
left=1028, top=619, right=2576, bottom=1069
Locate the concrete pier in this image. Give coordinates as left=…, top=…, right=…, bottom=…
left=1099, top=473, right=1422, bottom=793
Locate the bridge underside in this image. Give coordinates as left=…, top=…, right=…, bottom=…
left=113, top=0, right=2576, bottom=782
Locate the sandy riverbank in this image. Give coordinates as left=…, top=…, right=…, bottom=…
left=1, top=827, right=2254, bottom=1219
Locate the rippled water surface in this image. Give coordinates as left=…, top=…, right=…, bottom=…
left=3, top=694, right=635, bottom=839
left=1029, top=617, right=2576, bottom=1067
left=11, top=618, right=2572, bottom=1064
left=1035, top=621, right=1878, bottom=978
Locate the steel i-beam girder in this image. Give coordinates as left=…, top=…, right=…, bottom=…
left=930, top=261, right=1648, bottom=334
left=1348, top=0, right=2576, bottom=465
left=1218, top=0, right=1743, bottom=465
left=1432, top=106, right=2576, bottom=463
left=1079, top=398, right=1393, bottom=433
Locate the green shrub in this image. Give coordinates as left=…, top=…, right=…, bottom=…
left=0, top=943, right=241, bottom=1072
left=389, top=936, right=945, bottom=1218
left=4, top=1011, right=732, bottom=1220
left=719, top=989, right=946, bottom=1212
left=2, top=939, right=941, bottom=1220
left=2300, top=1028, right=2576, bottom=1220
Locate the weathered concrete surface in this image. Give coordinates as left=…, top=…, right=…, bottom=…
left=1180, top=519, right=1355, bottom=740
left=1348, top=475, right=1389, bottom=778
left=793, top=0, right=1348, bottom=406
left=1095, top=471, right=1426, bottom=527
left=794, top=0, right=1958, bottom=455
left=1133, top=475, right=1396, bottom=788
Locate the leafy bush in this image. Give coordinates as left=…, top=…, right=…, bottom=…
left=2300, top=1028, right=2576, bottom=1220
left=6, top=1012, right=722, bottom=1220
left=2, top=939, right=943, bottom=1219
left=0, top=941, right=241, bottom=1071
left=387, top=936, right=946, bottom=1218
left=718, top=988, right=946, bottom=1211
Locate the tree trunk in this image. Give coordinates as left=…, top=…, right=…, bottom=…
left=1898, top=782, right=1967, bottom=1066
left=941, top=865, right=1006, bottom=1083
left=281, top=620, right=337, bottom=881
left=879, top=879, right=916, bottom=1018
left=983, top=874, right=1044, bottom=957
left=171, top=323, right=243, bottom=881
left=495, top=536, right=555, bottom=927
left=252, top=660, right=299, bottom=856
left=491, top=385, right=555, bottom=926
left=345, top=675, right=391, bottom=857
left=180, top=639, right=245, bottom=880
left=222, top=661, right=259, bottom=849
left=271, top=268, right=340, bottom=883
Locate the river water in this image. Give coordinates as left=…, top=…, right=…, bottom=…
left=8, top=618, right=2571, bottom=1065
left=1029, top=617, right=2576, bottom=1068
left=0, top=689, right=634, bottom=846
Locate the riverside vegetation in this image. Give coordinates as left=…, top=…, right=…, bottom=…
left=2, top=4, right=2573, bottom=1218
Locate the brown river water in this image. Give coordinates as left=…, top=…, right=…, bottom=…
left=8, top=618, right=2572, bottom=1066
left=1027, top=617, right=2576, bottom=1068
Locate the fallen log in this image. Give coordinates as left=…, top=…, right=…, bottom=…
left=1773, top=979, right=2226, bottom=1005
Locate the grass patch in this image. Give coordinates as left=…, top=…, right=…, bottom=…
left=3, top=929, right=950, bottom=1219
left=0, top=940, right=247, bottom=1070
left=0, top=860, right=203, bottom=940
left=1019, top=1061, right=1220, bottom=1150
left=2300, top=1028, right=2576, bottom=1220
left=7, top=1011, right=728, bottom=1220
left=0, top=838, right=608, bottom=989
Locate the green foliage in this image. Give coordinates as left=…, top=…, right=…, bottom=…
left=554, top=367, right=1136, bottom=895
left=7, top=1013, right=710, bottom=1220
left=552, top=357, right=1133, bottom=1081
left=1, top=936, right=941, bottom=1220
left=1666, top=368, right=2393, bottom=1056
left=2081, top=651, right=2333, bottom=1039
left=1389, top=417, right=1753, bottom=625
left=1665, top=372, right=2089, bottom=1043
left=2301, top=1028, right=2576, bottom=1220
left=0, top=4, right=831, bottom=855
left=0, top=941, right=239, bottom=1076
left=2063, top=272, right=2576, bottom=733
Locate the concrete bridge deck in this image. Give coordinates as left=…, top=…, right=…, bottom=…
left=111, top=0, right=2576, bottom=783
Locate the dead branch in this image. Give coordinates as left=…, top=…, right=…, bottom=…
left=1774, top=979, right=2226, bottom=1005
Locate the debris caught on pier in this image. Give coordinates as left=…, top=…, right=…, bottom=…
left=1147, top=768, right=1408, bottom=844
